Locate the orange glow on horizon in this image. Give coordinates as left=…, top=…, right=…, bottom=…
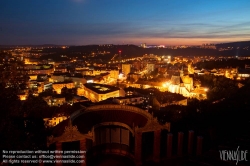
left=96, top=37, right=250, bottom=46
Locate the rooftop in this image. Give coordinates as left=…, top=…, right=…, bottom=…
left=83, top=83, right=120, bottom=94
left=53, top=81, right=73, bottom=84
left=52, top=72, right=71, bottom=76
left=114, top=95, right=143, bottom=100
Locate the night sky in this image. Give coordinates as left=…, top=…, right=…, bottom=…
left=1, top=0, right=250, bottom=45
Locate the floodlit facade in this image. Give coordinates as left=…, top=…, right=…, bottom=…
left=52, top=82, right=74, bottom=94
left=77, top=83, right=120, bottom=102
left=168, top=75, right=193, bottom=97
left=147, top=63, right=155, bottom=73
left=44, top=116, right=68, bottom=128
left=122, top=64, right=131, bottom=76
left=43, top=96, right=66, bottom=106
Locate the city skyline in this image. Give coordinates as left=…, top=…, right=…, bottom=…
left=1, top=0, right=250, bottom=45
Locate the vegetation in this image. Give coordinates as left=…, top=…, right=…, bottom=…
left=196, top=59, right=250, bottom=69
left=197, top=75, right=239, bottom=101
left=154, top=78, right=250, bottom=149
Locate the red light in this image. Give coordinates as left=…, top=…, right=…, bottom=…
left=119, top=50, right=121, bottom=53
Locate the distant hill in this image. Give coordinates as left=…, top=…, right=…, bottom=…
left=0, top=44, right=61, bottom=48
left=2, top=41, right=250, bottom=61
left=37, top=43, right=250, bottom=63
left=67, top=44, right=218, bottom=57
left=215, top=41, right=250, bottom=49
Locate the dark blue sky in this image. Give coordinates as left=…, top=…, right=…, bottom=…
left=1, top=0, right=250, bottom=45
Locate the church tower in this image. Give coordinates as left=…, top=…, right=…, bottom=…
left=180, top=66, right=184, bottom=77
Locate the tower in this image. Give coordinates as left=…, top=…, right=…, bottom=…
left=180, top=66, right=184, bottom=77
left=118, top=50, right=122, bottom=71
left=141, top=43, right=146, bottom=48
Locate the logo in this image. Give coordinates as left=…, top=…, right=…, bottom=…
left=219, top=146, right=248, bottom=165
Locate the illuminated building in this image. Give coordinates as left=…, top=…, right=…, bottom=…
left=51, top=73, right=87, bottom=87
left=162, top=55, right=171, bottom=64
left=201, top=44, right=216, bottom=49
left=28, top=74, right=38, bottom=81
left=52, top=82, right=74, bottom=94
left=188, top=64, right=194, bottom=74
left=51, top=73, right=71, bottom=82
left=77, top=83, right=120, bottom=102
left=168, top=70, right=193, bottom=97
left=43, top=95, right=66, bottom=106
left=44, top=115, right=69, bottom=128
left=147, top=63, right=155, bottom=73
left=237, top=68, right=250, bottom=79
left=25, top=64, right=54, bottom=74
left=113, top=96, right=144, bottom=105
left=24, top=58, right=39, bottom=65
left=18, top=94, right=27, bottom=101
left=54, top=66, right=67, bottom=73
left=140, top=43, right=147, bottom=48
left=75, top=68, right=119, bottom=80
left=190, top=87, right=208, bottom=100
left=122, top=64, right=131, bottom=76
left=108, top=69, right=119, bottom=79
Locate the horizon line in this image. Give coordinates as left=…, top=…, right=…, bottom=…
left=0, top=40, right=250, bottom=47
